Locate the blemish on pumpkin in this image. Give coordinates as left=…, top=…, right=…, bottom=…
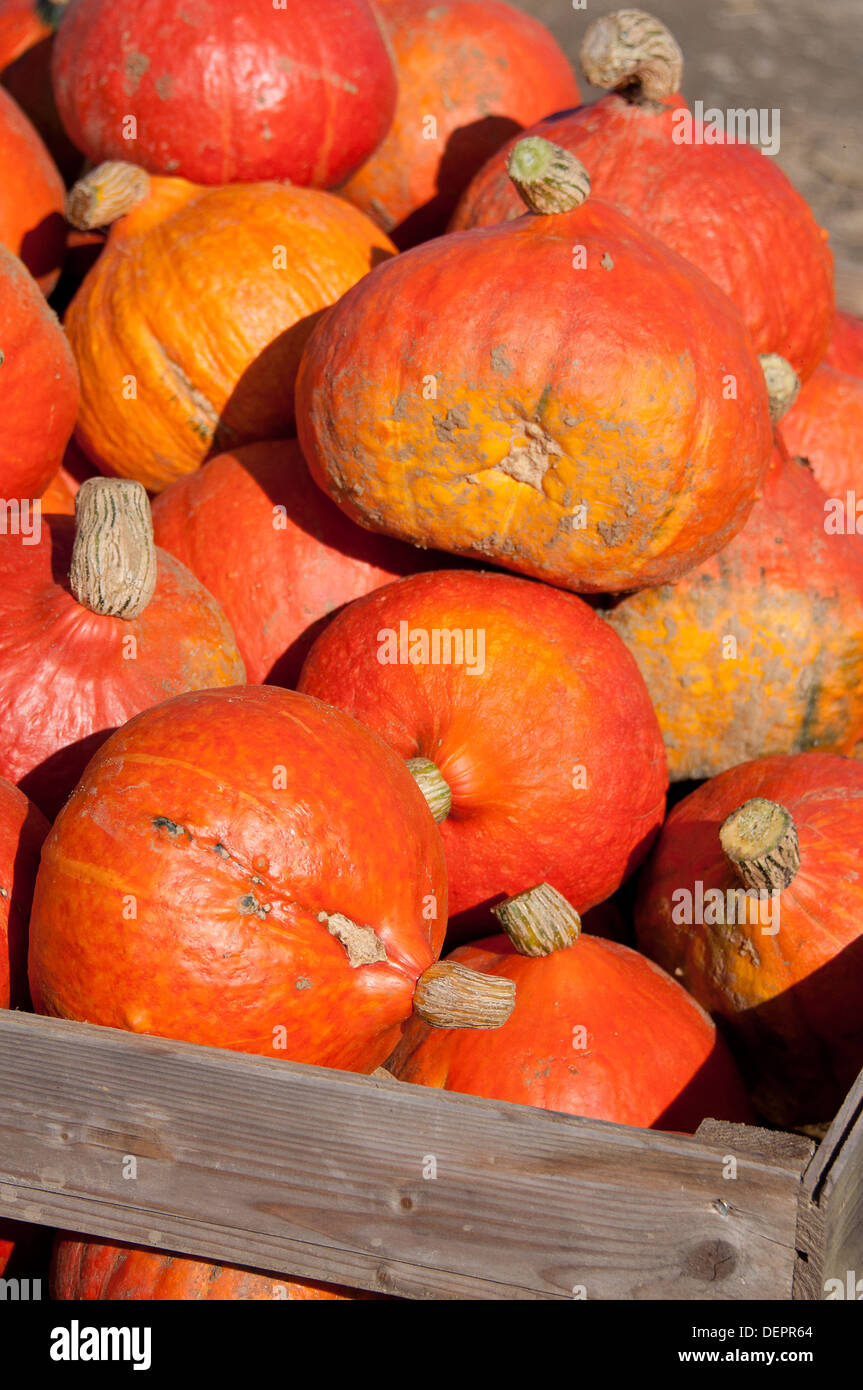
left=152, top=816, right=190, bottom=838
left=238, top=892, right=271, bottom=920
left=600, top=251, right=614, bottom=270
left=490, top=347, right=513, bottom=375
left=434, top=404, right=471, bottom=439
left=0, top=887, right=7, bottom=898
left=496, top=420, right=562, bottom=491
left=597, top=519, right=629, bottom=546
left=155, top=74, right=174, bottom=101
left=317, top=910, right=388, bottom=968
left=295, top=977, right=312, bottom=990
left=124, top=52, right=150, bottom=95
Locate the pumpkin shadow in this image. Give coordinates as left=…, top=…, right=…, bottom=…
left=4, top=797, right=51, bottom=1012
left=19, top=210, right=66, bottom=288
left=206, top=244, right=395, bottom=461
left=393, top=115, right=524, bottom=249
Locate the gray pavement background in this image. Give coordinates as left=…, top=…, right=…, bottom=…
left=513, top=0, right=863, bottom=310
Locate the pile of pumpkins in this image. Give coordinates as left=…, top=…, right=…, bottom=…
left=1, top=0, right=862, bottom=1301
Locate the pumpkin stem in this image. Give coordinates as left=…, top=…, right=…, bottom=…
left=759, top=354, right=801, bottom=425
left=66, top=161, right=151, bottom=231
left=405, top=757, right=451, bottom=823
left=413, top=961, right=515, bottom=1029
left=507, top=138, right=591, bottom=216
left=70, top=478, right=158, bottom=620
left=580, top=9, right=683, bottom=105
left=719, top=798, right=800, bottom=893
left=492, top=883, right=582, bottom=957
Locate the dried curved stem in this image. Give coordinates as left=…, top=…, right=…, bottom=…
left=66, top=161, right=151, bottom=231
left=580, top=9, right=683, bottom=104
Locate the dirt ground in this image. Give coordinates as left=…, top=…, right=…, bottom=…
left=515, top=0, right=863, bottom=311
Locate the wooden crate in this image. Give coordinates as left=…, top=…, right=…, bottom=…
left=1, top=1010, right=860, bottom=1300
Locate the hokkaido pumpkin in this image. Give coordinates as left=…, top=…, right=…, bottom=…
left=825, top=309, right=863, bottom=377
left=451, top=9, right=833, bottom=384
left=339, top=0, right=579, bottom=247
left=296, top=137, right=773, bottom=594
left=390, top=883, right=754, bottom=1131
left=0, top=84, right=64, bottom=292
left=51, top=1234, right=381, bottom=1301
left=151, top=440, right=442, bottom=686
left=0, top=241, right=78, bottom=498
left=51, top=0, right=397, bottom=187
left=0, top=478, right=245, bottom=818
left=297, top=569, right=667, bottom=939
left=28, top=684, right=514, bottom=1071
left=0, top=0, right=82, bottom=183
left=606, top=366, right=863, bottom=780
left=635, top=753, right=863, bottom=1126
left=778, top=362, right=863, bottom=500
left=0, top=777, right=49, bottom=1010
left=63, top=163, right=396, bottom=490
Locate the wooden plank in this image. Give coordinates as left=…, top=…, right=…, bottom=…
left=801, top=1066, right=863, bottom=1299
left=0, top=1011, right=806, bottom=1300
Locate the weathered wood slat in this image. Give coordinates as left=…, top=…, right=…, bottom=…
left=0, top=1012, right=809, bottom=1300
left=801, top=1068, right=863, bottom=1299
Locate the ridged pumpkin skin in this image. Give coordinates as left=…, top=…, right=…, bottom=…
left=390, top=933, right=754, bottom=1131
left=825, top=310, right=863, bottom=377
left=51, top=1235, right=376, bottom=1301
left=151, top=441, right=435, bottom=686
left=451, top=94, right=833, bottom=384
left=605, top=448, right=863, bottom=781
left=778, top=364, right=863, bottom=498
left=297, top=570, right=667, bottom=936
left=0, top=84, right=64, bottom=292
left=52, top=0, right=396, bottom=187
left=0, top=515, right=245, bottom=818
left=28, top=686, right=448, bottom=1072
left=0, top=242, right=78, bottom=498
left=65, top=179, right=396, bottom=491
left=635, top=753, right=863, bottom=1125
left=295, top=198, right=773, bottom=593
left=0, top=777, right=49, bottom=1009
left=340, top=0, right=579, bottom=247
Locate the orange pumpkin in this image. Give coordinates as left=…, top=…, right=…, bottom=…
left=635, top=753, right=863, bottom=1125
left=0, top=0, right=83, bottom=183
left=825, top=308, right=863, bottom=377
left=296, top=137, right=773, bottom=594
left=150, top=440, right=438, bottom=686
left=451, top=10, right=833, bottom=384
left=778, top=362, right=863, bottom=500
left=340, top=0, right=579, bottom=247
left=390, top=884, right=754, bottom=1132
left=605, top=437, right=863, bottom=781
left=0, top=84, right=64, bottom=292
left=0, top=240, right=78, bottom=498
left=51, top=1234, right=380, bottom=1301
left=64, top=163, right=396, bottom=491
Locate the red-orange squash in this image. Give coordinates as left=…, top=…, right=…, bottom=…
left=63, top=164, right=396, bottom=490
left=150, top=441, right=438, bottom=686
left=0, top=84, right=64, bottom=292
left=51, top=0, right=397, bottom=188
left=825, top=309, right=863, bottom=377
left=390, top=884, right=754, bottom=1131
left=24, top=684, right=512, bottom=1073
left=635, top=753, right=863, bottom=1125
left=51, top=1234, right=379, bottom=1301
left=0, top=479, right=245, bottom=817
left=298, top=569, right=667, bottom=939
left=296, top=137, right=773, bottom=594
left=0, top=0, right=82, bottom=182
left=605, top=442, right=863, bottom=780
left=778, top=363, right=863, bottom=499
left=451, top=10, right=833, bottom=384
left=340, top=0, right=579, bottom=246
left=0, top=776, right=49, bottom=1009
left=0, top=241, right=78, bottom=498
